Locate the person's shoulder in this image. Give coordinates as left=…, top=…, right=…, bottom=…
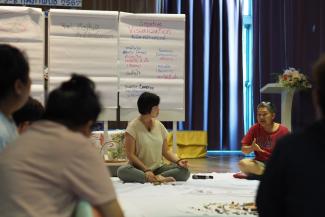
left=129, top=117, right=141, bottom=125
left=34, top=120, right=90, bottom=147
left=307, top=119, right=325, bottom=130
left=276, top=124, right=290, bottom=134
left=278, top=124, right=289, bottom=131
left=125, top=118, right=142, bottom=137
left=301, top=120, right=325, bottom=139
left=154, top=119, right=166, bottom=129
left=154, top=119, right=163, bottom=125
left=127, top=117, right=141, bottom=129
left=247, top=123, right=260, bottom=131
left=293, top=120, right=325, bottom=138
left=0, top=112, right=14, bottom=128
left=277, top=121, right=325, bottom=148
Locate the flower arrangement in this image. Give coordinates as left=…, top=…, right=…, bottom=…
left=278, top=68, right=311, bottom=88
left=100, top=131, right=126, bottom=161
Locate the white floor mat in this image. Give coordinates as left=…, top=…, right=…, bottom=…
left=111, top=173, right=259, bottom=217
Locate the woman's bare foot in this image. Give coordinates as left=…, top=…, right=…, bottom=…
left=156, top=175, right=176, bottom=183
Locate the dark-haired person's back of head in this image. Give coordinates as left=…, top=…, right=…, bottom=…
left=43, top=74, right=101, bottom=136
left=12, top=96, right=44, bottom=134
left=0, top=44, right=31, bottom=151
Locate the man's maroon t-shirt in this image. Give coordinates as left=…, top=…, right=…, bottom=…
left=241, top=123, right=289, bottom=162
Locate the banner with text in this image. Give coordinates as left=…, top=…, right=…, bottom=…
left=0, top=0, right=82, bottom=7
left=118, top=12, right=185, bottom=111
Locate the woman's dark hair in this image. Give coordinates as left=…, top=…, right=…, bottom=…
left=13, top=97, right=44, bottom=126
left=0, top=44, right=30, bottom=100
left=43, top=74, right=102, bottom=128
left=137, top=92, right=160, bottom=115
left=257, top=101, right=276, bottom=114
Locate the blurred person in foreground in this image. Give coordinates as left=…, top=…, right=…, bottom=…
left=0, top=44, right=31, bottom=151
left=0, top=74, right=124, bottom=217
left=12, top=96, right=44, bottom=134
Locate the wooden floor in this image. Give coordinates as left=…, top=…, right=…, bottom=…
left=186, top=155, right=243, bottom=173
left=108, top=155, right=244, bottom=176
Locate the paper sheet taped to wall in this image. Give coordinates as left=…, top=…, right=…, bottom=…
left=0, top=6, right=44, bottom=83
left=118, top=12, right=185, bottom=111
left=48, top=9, right=118, bottom=77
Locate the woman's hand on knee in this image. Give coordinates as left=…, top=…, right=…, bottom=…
left=144, top=170, right=157, bottom=183
left=177, top=159, right=189, bottom=168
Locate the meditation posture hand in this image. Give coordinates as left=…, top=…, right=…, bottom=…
left=177, top=159, right=189, bottom=168
left=145, top=171, right=158, bottom=183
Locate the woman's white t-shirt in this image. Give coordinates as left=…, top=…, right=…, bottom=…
left=126, top=117, right=168, bottom=170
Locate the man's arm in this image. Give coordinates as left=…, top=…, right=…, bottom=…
left=242, top=138, right=267, bottom=154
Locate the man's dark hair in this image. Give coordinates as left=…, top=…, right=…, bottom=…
left=43, top=74, right=102, bottom=128
left=0, top=44, right=30, bottom=100
left=13, top=97, right=45, bottom=126
left=257, top=101, right=276, bottom=114
left=137, top=92, right=160, bottom=115
left=313, top=55, right=325, bottom=115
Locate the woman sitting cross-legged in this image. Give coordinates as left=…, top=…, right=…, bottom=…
left=117, top=92, right=190, bottom=183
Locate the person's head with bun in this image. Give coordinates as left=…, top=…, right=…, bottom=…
left=43, top=74, right=101, bottom=136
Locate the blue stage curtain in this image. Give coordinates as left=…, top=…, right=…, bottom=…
left=160, top=0, right=244, bottom=150
left=253, top=0, right=325, bottom=132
